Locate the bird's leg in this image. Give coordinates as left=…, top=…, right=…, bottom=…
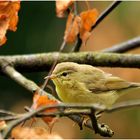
left=88, top=109, right=99, bottom=134
left=82, top=111, right=102, bottom=128
left=82, top=115, right=90, bottom=127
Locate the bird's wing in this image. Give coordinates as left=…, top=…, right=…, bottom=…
left=104, top=76, right=132, bottom=90
left=86, top=72, right=138, bottom=93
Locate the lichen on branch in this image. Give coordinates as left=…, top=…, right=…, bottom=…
left=0, top=52, right=140, bottom=74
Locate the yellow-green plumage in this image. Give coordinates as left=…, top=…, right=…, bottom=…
left=50, top=62, right=140, bottom=107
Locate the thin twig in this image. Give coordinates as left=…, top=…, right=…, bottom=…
left=0, top=61, right=57, bottom=101
left=42, top=9, right=76, bottom=90
left=0, top=115, right=21, bottom=121
left=2, top=111, right=39, bottom=138
left=2, top=103, right=110, bottom=138
left=2, top=99, right=140, bottom=138
left=0, top=110, right=16, bottom=117
left=85, top=0, right=91, bottom=10
left=74, top=1, right=78, bottom=16
left=91, top=1, right=122, bottom=30
left=72, top=36, right=82, bottom=52
left=102, top=36, right=140, bottom=53
left=74, top=0, right=122, bottom=51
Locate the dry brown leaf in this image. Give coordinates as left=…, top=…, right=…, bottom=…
left=80, top=9, right=98, bottom=45
left=64, top=8, right=98, bottom=45
left=64, top=12, right=81, bottom=43
left=0, top=15, right=9, bottom=46
left=56, top=0, right=74, bottom=18
left=0, top=1, right=20, bottom=46
left=31, top=91, right=59, bottom=131
left=11, top=126, right=63, bottom=139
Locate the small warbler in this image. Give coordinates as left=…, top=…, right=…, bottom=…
left=46, top=62, right=140, bottom=108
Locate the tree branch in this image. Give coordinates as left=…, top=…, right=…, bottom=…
left=102, top=36, right=140, bottom=53
left=91, top=1, right=122, bottom=30
left=0, top=52, right=140, bottom=74
left=74, top=1, right=122, bottom=51
left=2, top=103, right=114, bottom=138
left=0, top=110, right=16, bottom=117
left=0, top=60, right=58, bottom=100
left=2, top=99, right=140, bottom=138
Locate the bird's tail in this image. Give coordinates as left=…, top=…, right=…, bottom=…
left=118, top=83, right=140, bottom=97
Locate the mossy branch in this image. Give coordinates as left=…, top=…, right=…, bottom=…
left=0, top=52, right=140, bottom=74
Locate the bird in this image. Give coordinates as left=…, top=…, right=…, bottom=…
left=46, top=62, right=140, bottom=108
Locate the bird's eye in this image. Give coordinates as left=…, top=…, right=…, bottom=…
left=62, top=72, right=68, bottom=77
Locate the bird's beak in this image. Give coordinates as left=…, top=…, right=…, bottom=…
left=44, top=74, right=57, bottom=80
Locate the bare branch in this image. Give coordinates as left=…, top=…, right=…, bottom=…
left=2, top=99, right=140, bottom=138
left=91, top=1, right=122, bottom=30
left=102, top=36, right=140, bottom=53
left=0, top=110, right=16, bottom=117
left=2, top=103, right=113, bottom=138
left=0, top=52, right=140, bottom=74
left=0, top=61, right=57, bottom=102
left=74, top=1, right=122, bottom=51
left=1, top=64, right=37, bottom=93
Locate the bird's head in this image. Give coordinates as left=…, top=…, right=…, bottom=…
left=45, top=62, right=80, bottom=88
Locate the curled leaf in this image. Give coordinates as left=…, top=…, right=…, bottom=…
left=64, top=12, right=81, bottom=43
left=0, top=1, right=20, bottom=46
left=56, top=0, right=74, bottom=18
left=0, top=15, right=9, bottom=46
left=80, top=9, right=98, bottom=45
left=32, top=92, right=59, bottom=131
left=64, top=8, right=98, bottom=45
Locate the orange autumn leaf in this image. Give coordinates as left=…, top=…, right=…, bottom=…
left=64, top=8, right=98, bottom=45
left=80, top=9, right=98, bottom=45
left=56, top=0, right=74, bottom=18
left=0, top=1, right=20, bottom=46
left=0, top=15, right=9, bottom=46
left=64, top=12, right=81, bottom=43
left=32, top=92, right=59, bottom=129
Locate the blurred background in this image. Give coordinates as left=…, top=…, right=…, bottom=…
left=0, top=1, right=140, bottom=138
